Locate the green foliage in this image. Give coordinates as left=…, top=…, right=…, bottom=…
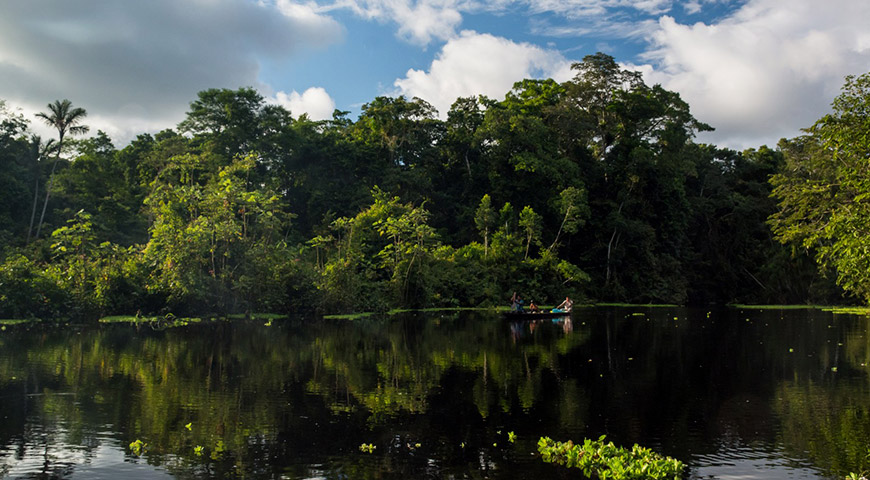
left=518, top=205, right=542, bottom=260
left=314, top=187, right=443, bottom=312
left=0, top=253, right=68, bottom=319
left=538, top=435, right=684, bottom=480
left=53, top=132, right=147, bottom=245
left=41, top=209, right=147, bottom=316
left=178, top=87, right=267, bottom=157
left=770, top=73, right=870, bottom=302
left=143, top=152, right=296, bottom=312
left=474, top=194, right=496, bottom=257
left=33, top=99, right=89, bottom=241
left=129, top=439, right=147, bottom=456
left=0, top=62, right=859, bottom=317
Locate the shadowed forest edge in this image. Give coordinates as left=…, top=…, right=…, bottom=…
left=1, top=53, right=869, bottom=319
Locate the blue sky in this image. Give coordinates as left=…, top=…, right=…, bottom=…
left=1, top=0, right=869, bottom=150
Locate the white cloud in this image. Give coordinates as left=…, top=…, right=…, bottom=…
left=682, top=1, right=702, bottom=15
left=324, top=0, right=677, bottom=45
left=272, top=87, right=337, bottom=120
left=524, top=0, right=673, bottom=18
left=0, top=0, right=343, bottom=143
left=635, top=0, right=870, bottom=149
left=393, top=2, right=463, bottom=44
left=393, top=31, right=572, bottom=116
left=531, top=17, right=659, bottom=40
left=323, top=0, right=465, bottom=44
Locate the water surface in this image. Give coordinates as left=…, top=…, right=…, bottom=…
left=1, top=307, right=868, bottom=479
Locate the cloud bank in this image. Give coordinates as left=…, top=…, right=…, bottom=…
left=3, top=0, right=868, bottom=152
left=0, top=0, right=342, bottom=141
left=635, top=0, right=870, bottom=149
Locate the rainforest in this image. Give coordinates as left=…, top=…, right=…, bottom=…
left=2, top=53, right=869, bottom=319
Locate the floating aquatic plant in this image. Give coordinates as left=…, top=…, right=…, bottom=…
left=129, top=439, right=147, bottom=456
left=538, top=435, right=683, bottom=480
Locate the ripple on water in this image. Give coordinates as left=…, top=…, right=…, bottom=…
left=0, top=423, right=172, bottom=480
left=691, top=441, right=827, bottom=479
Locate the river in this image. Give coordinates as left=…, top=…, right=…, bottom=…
left=0, top=306, right=867, bottom=479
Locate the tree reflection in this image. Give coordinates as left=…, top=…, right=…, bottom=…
left=0, top=309, right=869, bottom=478
left=0, top=312, right=588, bottom=478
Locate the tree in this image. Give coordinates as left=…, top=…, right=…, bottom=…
left=560, top=53, right=711, bottom=301
left=444, top=96, right=485, bottom=180
left=178, top=87, right=267, bottom=157
left=53, top=132, right=146, bottom=245
left=770, top=73, right=870, bottom=302
left=34, top=99, right=89, bottom=240
left=353, top=96, right=441, bottom=168
left=518, top=206, right=542, bottom=260
left=25, top=135, right=57, bottom=243
left=0, top=100, right=27, bottom=139
left=549, top=186, right=589, bottom=252
left=143, top=152, right=292, bottom=310
left=0, top=101, right=32, bottom=244
left=474, top=194, right=496, bottom=257
left=477, top=79, right=577, bottom=217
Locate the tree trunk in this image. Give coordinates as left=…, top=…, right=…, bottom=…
left=604, top=191, right=630, bottom=287
left=34, top=134, right=64, bottom=240
left=549, top=206, right=573, bottom=252
left=464, top=150, right=472, bottom=178
left=605, top=229, right=619, bottom=285
left=26, top=176, right=39, bottom=244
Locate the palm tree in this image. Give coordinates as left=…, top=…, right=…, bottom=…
left=34, top=99, right=88, bottom=240
left=25, top=135, right=57, bottom=243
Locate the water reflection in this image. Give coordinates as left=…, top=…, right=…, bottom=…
left=0, top=307, right=867, bottom=479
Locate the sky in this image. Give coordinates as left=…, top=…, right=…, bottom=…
left=1, top=0, right=868, bottom=151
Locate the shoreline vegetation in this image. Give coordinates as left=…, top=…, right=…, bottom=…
left=3, top=303, right=870, bottom=326
left=1, top=56, right=869, bottom=319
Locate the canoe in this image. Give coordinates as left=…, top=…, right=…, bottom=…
left=503, top=310, right=571, bottom=320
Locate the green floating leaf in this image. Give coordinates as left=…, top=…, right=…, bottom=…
left=538, top=436, right=684, bottom=479
left=129, top=439, right=147, bottom=456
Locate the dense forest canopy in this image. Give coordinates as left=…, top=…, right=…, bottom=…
left=0, top=53, right=865, bottom=318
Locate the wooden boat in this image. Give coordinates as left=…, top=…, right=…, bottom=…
left=502, top=310, right=571, bottom=320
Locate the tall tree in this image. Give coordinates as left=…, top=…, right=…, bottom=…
left=25, top=135, right=56, bottom=243
left=0, top=101, right=31, bottom=244
left=178, top=87, right=267, bottom=158
left=474, top=194, right=496, bottom=257
left=518, top=205, right=542, bottom=260
left=562, top=53, right=710, bottom=301
left=34, top=99, right=89, bottom=240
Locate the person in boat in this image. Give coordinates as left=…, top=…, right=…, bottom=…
left=510, top=292, right=524, bottom=312
left=528, top=300, right=541, bottom=312
left=552, top=296, right=573, bottom=313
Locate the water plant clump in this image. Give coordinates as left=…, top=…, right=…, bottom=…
left=538, top=435, right=684, bottom=479
left=129, top=439, right=147, bottom=456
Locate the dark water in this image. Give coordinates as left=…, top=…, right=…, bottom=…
left=1, top=307, right=868, bottom=479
